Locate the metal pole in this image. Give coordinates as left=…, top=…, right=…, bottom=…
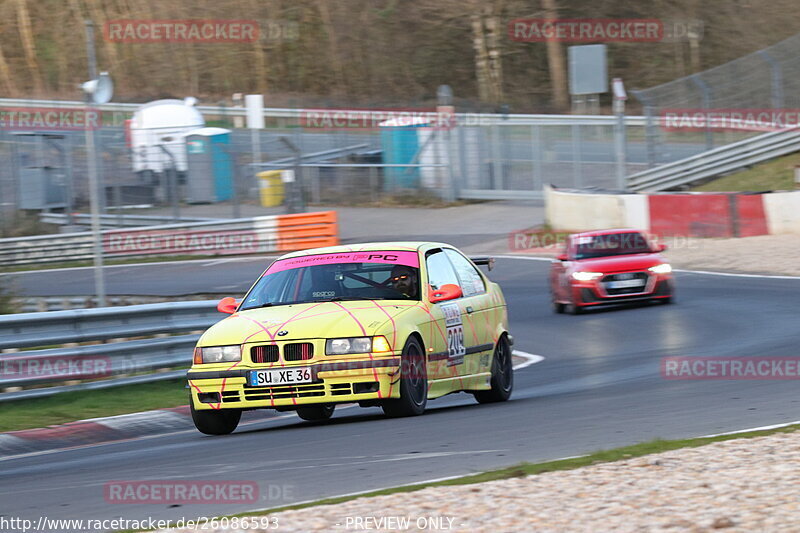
left=690, top=75, right=713, bottom=152
left=251, top=128, right=261, bottom=173
left=85, top=20, right=106, bottom=307
left=278, top=136, right=305, bottom=214
left=156, top=145, right=179, bottom=221
left=571, top=124, right=582, bottom=188
left=614, top=101, right=627, bottom=191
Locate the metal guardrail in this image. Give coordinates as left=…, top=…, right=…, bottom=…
left=40, top=213, right=218, bottom=227
left=0, top=300, right=218, bottom=350
left=13, top=295, right=214, bottom=313
left=0, top=97, right=648, bottom=126
left=627, top=127, right=800, bottom=191
left=0, top=211, right=338, bottom=267
left=0, top=300, right=221, bottom=401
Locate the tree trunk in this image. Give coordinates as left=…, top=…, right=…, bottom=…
left=15, top=0, right=44, bottom=95
left=0, top=45, right=17, bottom=94
left=317, top=0, right=347, bottom=96
left=541, top=0, right=568, bottom=111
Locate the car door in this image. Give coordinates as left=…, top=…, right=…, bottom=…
left=443, top=248, right=494, bottom=377
left=423, top=248, right=473, bottom=381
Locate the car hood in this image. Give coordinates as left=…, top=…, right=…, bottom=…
left=199, top=300, right=417, bottom=346
left=573, top=253, right=666, bottom=273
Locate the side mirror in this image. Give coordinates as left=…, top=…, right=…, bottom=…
left=556, top=253, right=568, bottom=261
left=658, top=243, right=668, bottom=252
left=429, top=283, right=463, bottom=303
left=216, top=296, right=238, bottom=314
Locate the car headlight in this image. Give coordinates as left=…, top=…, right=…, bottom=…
left=193, top=345, right=241, bottom=364
left=648, top=263, right=672, bottom=274
left=326, top=336, right=391, bottom=355
left=572, top=271, right=603, bottom=281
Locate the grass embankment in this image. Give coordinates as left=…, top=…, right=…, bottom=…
left=693, top=152, right=800, bottom=192
left=0, top=379, right=188, bottom=433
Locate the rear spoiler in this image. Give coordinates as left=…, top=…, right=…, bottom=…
left=470, top=256, right=495, bottom=271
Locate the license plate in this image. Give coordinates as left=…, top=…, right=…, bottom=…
left=605, top=279, right=645, bottom=289
left=248, top=367, right=312, bottom=387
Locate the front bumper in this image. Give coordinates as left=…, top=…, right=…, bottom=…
left=572, top=276, right=674, bottom=307
left=188, top=357, right=402, bottom=410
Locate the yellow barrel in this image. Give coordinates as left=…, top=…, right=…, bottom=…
left=257, top=170, right=285, bottom=207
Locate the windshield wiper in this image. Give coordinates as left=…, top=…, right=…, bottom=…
left=324, top=296, right=383, bottom=302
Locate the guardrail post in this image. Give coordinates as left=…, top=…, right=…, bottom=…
left=571, top=124, right=583, bottom=188
left=532, top=124, right=543, bottom=192
left=690, top=75, right=714, bottom=152
left=757, top=50, right=784, bottom=109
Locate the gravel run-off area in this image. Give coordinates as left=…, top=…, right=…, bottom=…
left=164, top=429, right=800, bottom=532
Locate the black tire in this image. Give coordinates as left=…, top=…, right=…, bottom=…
left=191, top=403, right=242, bottom=435
left=382, top=336, right=427, bottom=417
left=296, top=404, right=335, bottom=421
left=567, top=303, right=583, bottom=315
left=659, top=296, right=674, bottom=305
left=474, top=335, right=514, bottom=404
left=552, top=300, right=565, bottom=314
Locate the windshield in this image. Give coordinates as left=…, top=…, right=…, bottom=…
left=240, top=252, right=421, bottom=309
left=573, top=232, right=654, bottom=260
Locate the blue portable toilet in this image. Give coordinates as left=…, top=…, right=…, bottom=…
left=379, top=117, right=432, bottom=190
left=185, top=127, right=233, bottom=203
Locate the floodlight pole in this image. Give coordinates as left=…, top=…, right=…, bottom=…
left=85, top=20, right=107, bottom=307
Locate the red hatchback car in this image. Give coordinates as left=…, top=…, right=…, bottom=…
left=550, top=229, right=675, bottom=314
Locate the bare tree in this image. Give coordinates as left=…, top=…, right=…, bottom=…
left=541, top=0, right=568, bottom=110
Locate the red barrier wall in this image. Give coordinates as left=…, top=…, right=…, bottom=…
left=735, top=195, right=769, bottom=237
left=648, top=193, right=768, bottom=238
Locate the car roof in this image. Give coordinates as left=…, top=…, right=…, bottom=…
left=276, top=241, right=453, bottom=260
left=569, top=228, right=646, bottom=239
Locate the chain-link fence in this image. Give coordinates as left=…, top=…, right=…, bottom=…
left=632, top=33, right=800, bottom=167
left=0, top=102, right=718, bottom=237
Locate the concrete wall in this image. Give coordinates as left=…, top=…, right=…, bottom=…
left=545, top=185, right=649, bottom=231
left=763, top=191, right=800, bottom=234
left=546, top=186, right=800, bottom=237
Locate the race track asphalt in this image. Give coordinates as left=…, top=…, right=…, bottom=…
left=2, top=257, right=800, bottom=528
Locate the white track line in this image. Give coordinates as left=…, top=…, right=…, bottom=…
left=495, top=254, right=800, bottom=280
left=698, top=420, right=800, bottom=439
left=673, top=269, right=800, bottom=280
left=512, top=350, right=545, bottom=370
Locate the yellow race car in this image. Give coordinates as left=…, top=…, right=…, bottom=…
left=187, top=242, right=513, bottom=435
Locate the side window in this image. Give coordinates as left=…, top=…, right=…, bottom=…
left=445, top=249, right=486, bottom=297
left=425, top=250, right=460, bottom=292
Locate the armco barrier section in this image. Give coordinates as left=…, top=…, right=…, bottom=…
left=546, top=186, right=790, bottom=236
left=0, top=300, right=221, bottom=401
left=627, top=127, right=800, bottom=192
left=0, top=211, right=338, bottom=267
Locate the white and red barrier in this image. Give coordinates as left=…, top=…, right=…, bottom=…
left=0, top=211, right=339, bottom=267
left=545, top=185, right=800, bottom=237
